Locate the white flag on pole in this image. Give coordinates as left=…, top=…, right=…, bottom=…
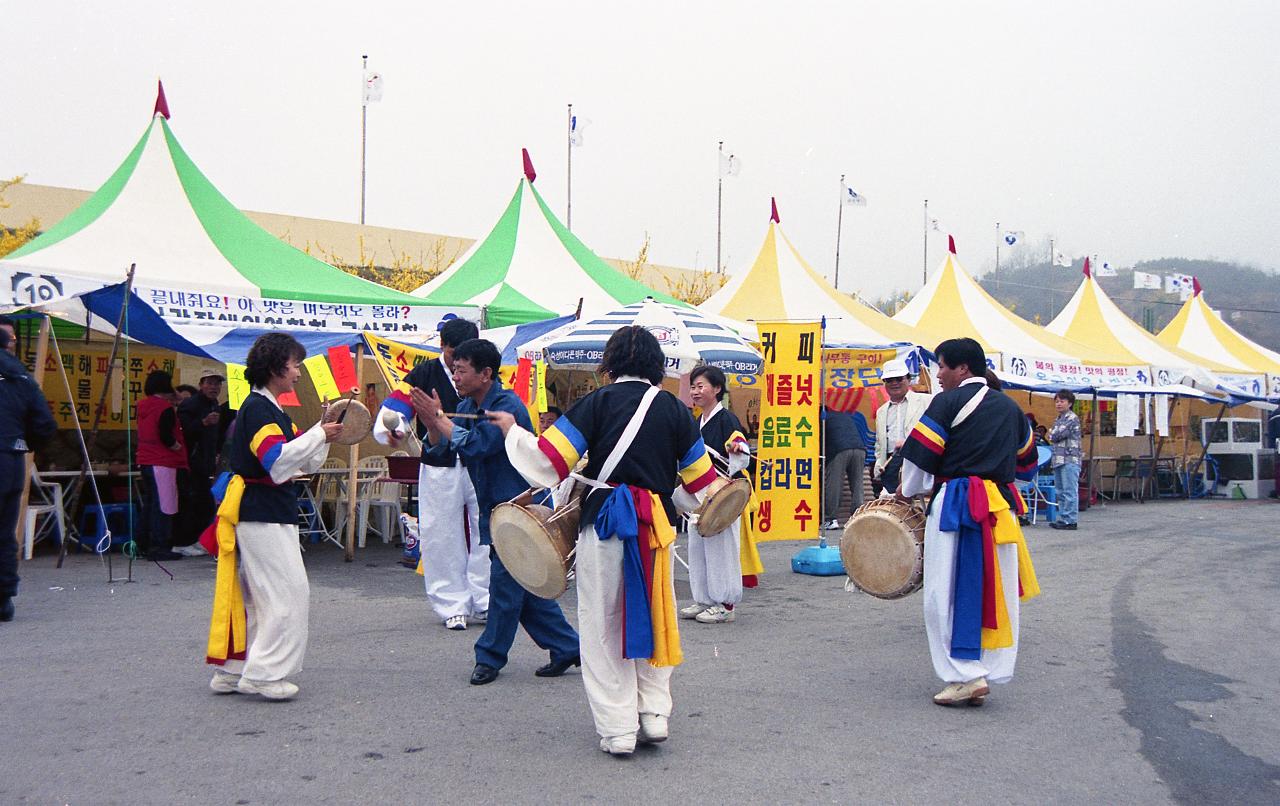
left=930, top=217, right=943, bottom=232
left=1133, top=270, right=1162, bottom=290
left=719, top=152, right=741, bottom=177
left=1053, top=250, right=1072, bottom=268
left=843, top=185, right=867, bottom=206
left=1002, top=230, right=1025, bottom=247
left=1165, top=272, right=1193, bottom=297
left=569, top=114, right=591, bottom=147
left=1096, top=260, right=1119, bottom=277
left=363, top=72, right=384, bottom=104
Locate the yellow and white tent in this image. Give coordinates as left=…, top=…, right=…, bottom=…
left=893, top=249, right=1131, bottom=367
left=699, top=216, right=939, bottom=349
left=1157, top=285, right=1280, bottom=398
left=1046, top=266, right=1255, bottom=390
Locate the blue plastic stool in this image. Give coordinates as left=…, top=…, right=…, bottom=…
left=1035, top=476, right=1058, bottom=523
left=78, top=503, right=138, bottom=553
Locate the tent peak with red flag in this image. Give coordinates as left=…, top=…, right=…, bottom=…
left=153, top=79, right=170, bottom=119
left=770, top=197, right=780, bottom=223
left=522, top=148, right=536, bottom=183
left=1193, top=276, right=1202, bottom=296
left=1083, top=256, right=1092, bottom=278
left=948, top=235, right=956, bottom=255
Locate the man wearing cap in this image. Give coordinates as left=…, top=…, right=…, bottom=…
left=873, top=358, right=931, bottom=496
left=177, top=368, right=228, bottom=554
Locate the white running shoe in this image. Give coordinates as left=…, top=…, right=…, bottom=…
left=638, top=713, right=668, bottom=744
left=209, top=669, right=241, bottom=694
left=599, top=733, right=637, bottom=755
left=824, top=519, right=840, bottom=530
left=236, top=677, right=299, bottom=700
left=445, top=615, right=467, bottom=631
left=695, top=605, right=736, bottom=624
left=471, top=610, right=488, bottom=623
left=176, top=543, right=208, bottom=557
left=678, top=602, right=710, bottom=619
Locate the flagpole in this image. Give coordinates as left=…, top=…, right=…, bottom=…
left=834, top=174, right=845, bottom=290
left=1049, top=237, right=1055, bottom=270
left=360, top=54, right=367, bottom=226
left=716, top=141, right=724, bottom=274
left=566, top=103, right=573, bottom=232
left=994, top=220, right=1001, bottom=293
left=922, top=199, right=929, bottom=287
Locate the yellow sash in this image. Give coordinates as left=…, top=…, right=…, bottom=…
left=979, top=480, right=1041, bottom=650
left=646, top=491, right=683, bottom=668
left=206, top=476, right=247, bottom=663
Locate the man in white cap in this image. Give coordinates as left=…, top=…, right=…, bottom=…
left=873, top=358, right=932, bottom=495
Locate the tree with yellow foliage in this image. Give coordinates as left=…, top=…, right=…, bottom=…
left=0, top=176, right=41, bottom=258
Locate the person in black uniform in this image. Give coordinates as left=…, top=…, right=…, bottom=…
left=0, top=326, right=57, bottom=622
left=373, top=318, right=490, bottom=630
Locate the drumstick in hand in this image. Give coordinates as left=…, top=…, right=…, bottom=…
left=335, top=387, right=359, bottom=424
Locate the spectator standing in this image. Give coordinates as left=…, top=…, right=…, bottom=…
left=177, top=369, right=226, bottom=553
left=136, top=370, right=188, bottom=560
left=1048, top=390, right=1082, bottom=530
left=0, top=326, right=57, bottom=622
left=823, top=407, right=866, bottom=528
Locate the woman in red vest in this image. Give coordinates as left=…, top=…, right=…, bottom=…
left=136, top=370, right=188, bottom=561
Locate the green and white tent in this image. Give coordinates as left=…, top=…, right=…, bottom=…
left=2, top=83, right=470, bottom=336
left=412, top=152, right=681, bottom=328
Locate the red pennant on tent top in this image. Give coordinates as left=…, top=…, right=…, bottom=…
left=154, top=80, right=171, bottom=119
left=1082, top=256, right=1092, bottom=278
left=948, top=235, right=956, bottom=255
left=522, top=148, right=536, bottom=183
left=770, top=197, right=780, bottom=223
left=1192, top=276, right=1202, bottom=296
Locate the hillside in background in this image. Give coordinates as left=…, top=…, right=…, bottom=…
left=971, top=258, right=1280, bottom=352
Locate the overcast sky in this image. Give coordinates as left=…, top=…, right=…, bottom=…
left=4, top=1, right=1277, bottom=299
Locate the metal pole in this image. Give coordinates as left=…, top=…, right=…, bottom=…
left=995, top=221, right=1001, bottom=293
left=1049, top=237, right=1055, bottom=270
left=566, top=103, right=573, bottom=231
left=716, top=141, right=724, bottom=274
left=922, top=199, right=929, bottom=287
left=360, top=54, right=367, bottom=226
left=834, top=174, right=845, bottom=290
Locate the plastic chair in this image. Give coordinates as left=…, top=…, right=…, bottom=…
left=1110, top=456, right=1136, bottom=500
left=24, top=470, right=66, bottom=559
left=315, top=457, right=348, bottom=539
left=355, top=456, right=400, bottom=548
left=78, top=503, right=138, bottom=553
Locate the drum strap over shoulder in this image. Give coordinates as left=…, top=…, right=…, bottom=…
left=573, top=384, right=661, bottom=491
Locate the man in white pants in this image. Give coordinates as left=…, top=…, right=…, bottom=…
left=374, top=319, right=488, bottom=630
left=895, top=338, right=1041, bottom=707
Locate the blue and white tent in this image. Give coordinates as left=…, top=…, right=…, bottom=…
left=526, top=297, right=764, bottom=377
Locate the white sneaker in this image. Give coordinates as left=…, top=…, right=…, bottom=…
left=599, top=733, right=637, bottom=755
left=824, top=519, right=840, bottom=530
left=176, top=543, right=208, bottom=557
left=209, top=669, right=241, bottom=694
left=695, top=605, right=736, bottom=624
left=236, top=677, right=299, bottom=700
left=638, top=713, right=668, bottom=744
left=445, top=615, right=467, bottom=631
left=471, top=610, right=488, bottom=623
left=678, top=602, right=710, bottom=619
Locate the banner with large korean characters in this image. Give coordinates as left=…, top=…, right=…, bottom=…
left=1002, top=354, right=1149, bottom=388
left=25, top=342, right=177, bottom=430
left=753, top=322, right=822, bottom=542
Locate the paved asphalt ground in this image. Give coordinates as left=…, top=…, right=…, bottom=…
left=3, top=498, right=1279, bottom=804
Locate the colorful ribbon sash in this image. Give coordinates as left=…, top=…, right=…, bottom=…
left=205, top=475, right=248, bottom=665
left=594, top=484, right=682, bottom=667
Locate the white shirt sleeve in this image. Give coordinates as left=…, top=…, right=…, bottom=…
left=897, top=456, right=934, bottom=498
left=504, top=425, right=563, bottom=489
left=268, top=423, right=329, bottom=485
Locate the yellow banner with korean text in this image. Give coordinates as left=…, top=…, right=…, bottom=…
left=364, top=333, right=439, bottom=388
left=753, top=322, right=822, bottom=542
left=30, top=343, right=177, bottom=431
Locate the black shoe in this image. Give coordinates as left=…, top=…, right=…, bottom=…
left=0, top=597, right=13, bottom=623
left=1050, top=522, right=1078, bottom=530
left=470, top=664, right=500, bottom=685
left=535, top=654, right=581, bottom=678
left=148, top=550, right=184, bottom=561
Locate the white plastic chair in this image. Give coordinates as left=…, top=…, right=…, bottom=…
left=355, top=456, right=401, bottom=547
left=24, top=470, right=66, bottom=559
left=315, top=457, right=348, bottom=541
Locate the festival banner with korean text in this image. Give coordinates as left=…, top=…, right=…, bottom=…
left=1002, top=354, right=1147, bottom=389
left=364, top=333, right=439, bottom=387
left=753, top=322, right=822, bottom=542
left=29, top=343, right=177, bottom=431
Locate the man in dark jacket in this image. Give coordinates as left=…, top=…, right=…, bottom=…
left=420, top=338, right=580, bottom=686
left=176, top=368, right=226, bottom=551
left=0, top=326, right=58, bottom=622
left=823, top=407, right=869, bottom=528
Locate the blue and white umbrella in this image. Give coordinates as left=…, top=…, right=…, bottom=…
left=525, top=297, right=764, bottom=377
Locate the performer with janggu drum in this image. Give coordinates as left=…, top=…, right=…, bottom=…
left=680, top=364, right=764, bottom=625
left=488, top=326, right=717, bottom=757
left=895, top=338, right=1041, bottom=707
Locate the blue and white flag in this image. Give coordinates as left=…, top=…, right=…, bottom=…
left=1002, top=230, right=1025, bottom=247
left=569, top=114, right=590, bottom=147
left=844, top=185, right=867, bottom=206
left=1096, top=260, right=1119, bottom=277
